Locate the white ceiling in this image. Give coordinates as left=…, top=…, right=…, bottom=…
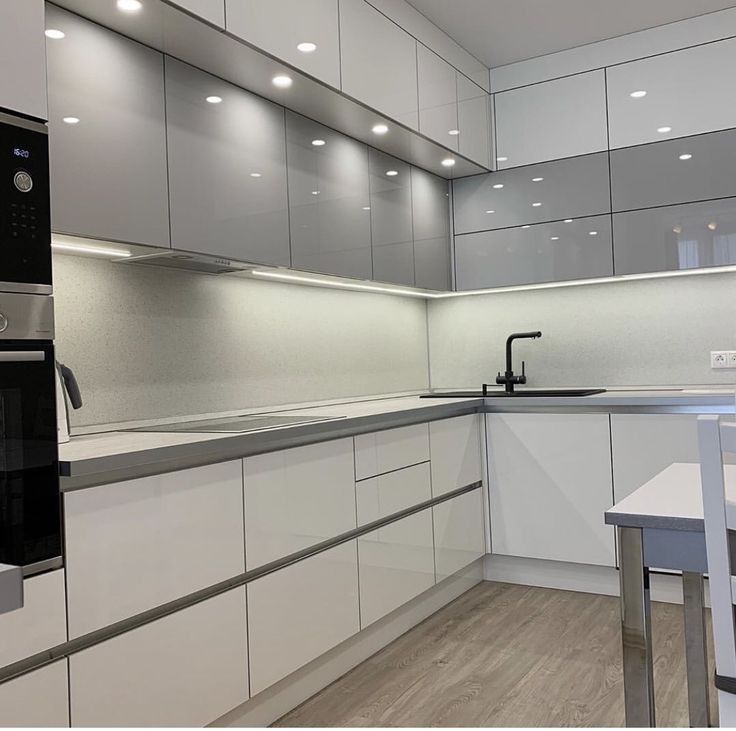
left=406, top=0, right=736, bottom=68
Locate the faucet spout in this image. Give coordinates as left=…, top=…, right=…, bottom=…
left=496, top=331, right=542, bottom=394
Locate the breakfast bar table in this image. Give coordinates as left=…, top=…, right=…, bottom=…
left=605, top=463, right=736, bottom=727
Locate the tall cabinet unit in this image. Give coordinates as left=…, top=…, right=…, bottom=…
left=45, top=6, right=170, bottom=248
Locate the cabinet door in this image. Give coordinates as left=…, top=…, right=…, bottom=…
left=286, top=111, right=372, bottom=278
left=487, top=413, right=615, bottom=566
left=457, top=74, right=491, bottom=168
left=417, top=45, right=458, bottom=149
left=169, top=0, right=225, bottom=26
left=455, top=214, right=613, bottom=290
left=339, top=0, right=419, bottom=129
left=0, top=661, right=69, bottom=728
left=429, top=414, right=482, bottom=498
left=1, top=0, right=46, bottom=120
left=243, top=438, right=356, bottom=570
left=411, top=167, right=450, bottom=290
left=606, top=37, right=736, bottom=149
left=64, top=461, right=245, bottom=638
left=494, top=70, right=608, bottom=168
left=46, top=6, right=170, bottom=247
left=166, top=57, right=290, bottom=266
left=354, top=423, right=430, bottom=480
left=433, top=489, right=485, bottom=580
left=369, top=149, right=414, bottom=286
left=356, top=462, right=432, bottom=525
left=358, top=509, right=435, bottom=627
left=226, top=0, right=340, bottom=88
left=0, top=571, right=67, bottom=669
left=247, top=541, right=360, bottom=695
left=70, top=588, right=248, bottom=727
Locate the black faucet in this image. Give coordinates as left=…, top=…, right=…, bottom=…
left=491, top=331, right=542, bottom=394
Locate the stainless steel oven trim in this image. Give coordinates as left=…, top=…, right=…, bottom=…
left=21, top=557, right=63, bottom=578
left=0, top=282, right=53, bottom=296
left=0, top=292, right=54, bottom=340
left=0, top=112, right=47, bottom=135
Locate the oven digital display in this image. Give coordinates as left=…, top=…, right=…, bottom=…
left=13, top=147, right=30, bottom=158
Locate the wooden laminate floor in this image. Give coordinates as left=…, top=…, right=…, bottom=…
left=275, top=581, right=716, bottom=727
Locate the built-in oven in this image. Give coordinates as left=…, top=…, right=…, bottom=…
left=0, top=292, right=59, bottom=578
left=0, top=111, right=52, bottom=296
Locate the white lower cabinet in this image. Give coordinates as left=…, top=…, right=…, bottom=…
left=64, top=461, right=245, bottom=638
left=356, top=462, right=431, bottom=525
left=247, top=541, right=360, bottom=695
left=433, top=489, right=485, bottom=580
left=429, top=414, right=483, bottom=497
left=354, top=423, right=430, bottom=480
left=243, top=439, right=356, bottom=570
left=0, top=661, right=69, bottom=728
left=358, top=509, right=435, bottom=628
left=69, top=588, right=248, bottom=727
left=487, top=413, right=615, bottom=566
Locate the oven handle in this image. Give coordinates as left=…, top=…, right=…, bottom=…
left=0, top=351, right=45, bottom=362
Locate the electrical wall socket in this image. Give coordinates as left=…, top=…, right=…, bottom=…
left=711, top=351, right=736, bottom=369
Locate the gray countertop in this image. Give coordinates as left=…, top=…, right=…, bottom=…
left=59, top=388, right=736, bottom=490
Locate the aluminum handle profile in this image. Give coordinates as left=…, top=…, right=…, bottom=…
left=0, top=351, right=45, bottom=362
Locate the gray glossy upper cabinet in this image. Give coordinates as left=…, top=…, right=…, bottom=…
left=411, top=168, right=450, bottom=290
left=455, top=215, right=613, bottom=290
left=169, top=0, right=225, bottom=26
left=417, top=45, right=458, bottom=150
left=610, top=128, right=736, bottom=213
left=46, top=6, right=170, bottom=248
left=494, top=70, right=608, bottom=169
left=369, top=150, right=414, bottom=286
left=2, top=0, right=46, bottom=120
left=613, top=198, right=736, bottom=276
left=453, top=153, right=610, bottom=234
left=226, top=0, right=340, bottom=88
left=457, top=74, right=491, bottom=169
left=286, top=111, right=372, bottom=278
left=165, top=58, right=290, bottom=266
left=339, top=0, right=419, bottom=129
left=606, top=38, right=736, bottom=149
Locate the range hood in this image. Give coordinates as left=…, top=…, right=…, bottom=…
left=115, top=250, right=254, bottom=275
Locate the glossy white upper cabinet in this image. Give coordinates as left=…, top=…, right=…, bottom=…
left=429, top=415, right=483, bottom=498
left=165, top=57, right=290, bottom=266
left=457, top=74, right=491, bottom=168
left=226, top=0, right=340, bottom=88
left=354, top=423, right=430, bottom=480
left=417, top=45, right=458, bottom=150
left=170, top=0, right=225, bottom=26
left=243, top=438, right=356, bottom=569
left=64, top=460, right=245, bottom=638
left=46, top=6, right=170, bottom=247
left=1, top=0, right=46, bottom=120
left=607, top=38, right=736, bottom=149
left=339, top=0, right=419, bottom=129
left=487, top=413, right=615, bottom=567
left=433, top=489, right=485, bottom=580
left=411, top=167, right=451, bottom=291
left=0, top=661, right=69, bottom=728
left=494, top=70, right=608, bottom=168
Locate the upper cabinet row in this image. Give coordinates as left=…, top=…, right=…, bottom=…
left=171, top=0, right=492, bottom=167
left=45, top=7, right=450, bottom=290
left=494, top=35, right=736, bottom=168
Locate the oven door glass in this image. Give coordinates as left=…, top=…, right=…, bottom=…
left=0, top=342, right=60, bottom=568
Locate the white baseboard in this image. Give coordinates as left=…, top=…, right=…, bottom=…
left=210, top=559, right=484, bottom=728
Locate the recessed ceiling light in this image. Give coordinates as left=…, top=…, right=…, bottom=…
left=441, top=158, right=456, bottom=167
left=708, top=221, right=718, bottom=231
left=448, top=129, right=460, bottom=136
left=45, top=29, right=65, bottom=39
left=385, top=170, right=398, bottom=176
left=532, top=177, right=544, bottom=182
left=521, top=225, right=531, bottom=229
left=272, top=74, right=293, bottom=89
left=550, top=236, right=559, bottom=241
left=311, top=139, right=326, bottom=146
left=249, top=172, right=262, bottom=178
left=117, top=0, right=143, bottom=12
left=657, top=126, right=672, bottom=133
left=496, top=156, right=508, bottom=162
left=672, top=225, right=682, bottom=234
left=532, top=202, right=542, bottom=207
left=62, top=116, right=80, bottom=124
left=589, top=230, right=598, bottom=236
left=485, top=210, right=495, bottom=214
left=311, top=190, right=320, bottom=195
left=372, top=123, right=389, bottom=135
left=629, top=90, right=647, bottom=98
left=205, top=95, right=222, bottom=104
left=297, top=42, right=317, bottom=53
left=564, top=219, right=573, bottom=223
left=362, top=206, right=371, bottom=210
left=492, top=183, right=504, bottom=189
left=679, top=153, right=692, bottom=160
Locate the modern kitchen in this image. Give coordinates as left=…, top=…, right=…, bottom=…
left=4, top=0, right=736, bottom=727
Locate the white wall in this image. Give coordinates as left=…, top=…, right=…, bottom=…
left=427, top=271, right=736, bottom=389
left=53, top=254, right=430, bottom=428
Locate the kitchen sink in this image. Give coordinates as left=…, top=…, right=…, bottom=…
left=127, top=414, right=343, bottom=434
left=421, top=389, right=606, bottom=398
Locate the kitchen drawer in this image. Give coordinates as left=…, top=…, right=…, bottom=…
left=354, top=423, right=430, bottom=480
left=0, top=661, right=69, bottom=727
left=430, top=414, right=483, bottom=497
left=70, top=588, right=248, bottom=727
left=247, top=541, right=360, bottom=695
left=433, top=489, right=485, bottom=581
left=0, top=570, right=66, bottom=669
left=356, top=462, right=432, bottom=525
left=358, top=509, right=435, bottom=627
left=64, top=460, right=244, bottom=638
left=243, top=438, right=356, bottom=570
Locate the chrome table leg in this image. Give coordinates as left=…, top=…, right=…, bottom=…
left=682, top=571, right=712, bottom=727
